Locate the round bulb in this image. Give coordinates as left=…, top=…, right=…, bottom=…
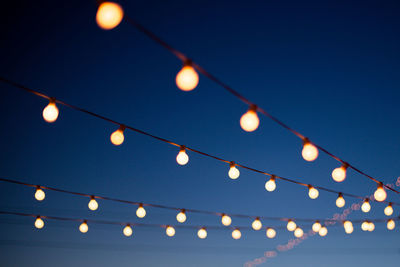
left=79, top=222, right=88, bottom=233
left=42, top=102, right=59, bottom=123
left=344, top=226, right=354, bottom=234
left=197, top=228, right=207, bottom=239
left=368, top=222, right=375, bottom=232
left=384, top=204, right=393, bottom=216
left=240, top=108, right=259, bottom=132
left=176, top=65, right=199, bottom=91
left=221, top=215, right=232, bottom=226
left=308, top=186, right=319, bottom=199
left=34, top=217, right=44, bottom=229
left=136, top=205, right=146, bottom=218
left=176, top=149, right=189, bottom=165
left=294, top=227, right=303, bottom=238
left=35, top=188, right=45, bottom=201
left=302, top=142, right=318, bottom=162
left=387, top=219, right=395, bottom=230
left=287, top=220, right=296, bottom=232
left=343, top=221, right=354, bottom=234
left=374, top=186, right=387, bottom=202
left=88, top=198, right=98, bottom=211
left=228, top=165, right=240, bottom=180
left=312, top=221, right=322, bottom=232
left=265, top=178, right=276, bottom=192
left=232, top=229, right=242, bottom=240
left=123, top=225, right=133, bottom=237
left=361, top=221, right=370, bottom=231
left=336, top=195, right=345, bottom=208
left=96, top=2, right=124, bottom=30
left=266, top=228, right=276, bottom=239
left=110, top=128, right=124, bottom=145
left=318, top=226, right=328, bottom=237
left=176, top=211, right=187, bottom=223
left=361, top=200, right=371, bottom=213
left=332, top=166, right=347, bottom=182
left=252, top=218, right=262, bottom=231
left=166, top=226, right=176, bottom=237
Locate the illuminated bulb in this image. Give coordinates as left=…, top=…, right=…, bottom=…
left=175, top=64, right=199, bottom=91
left=287, top=220, right=296, bottom=232
left=79, top=221, right=88, bottom=233
left=136, top=204, right=146, bottom=218
left=240, top=105, right=259, bottom=132
left=197, top=228, right=207, bottom=239
left=318, top=226, right=328, bottom=237
left=42, top=99, right=59, bottom=123
left=374, top=184, right=387, bottom=202
left=228, top=162, right=240, bottom=180
left=110, top=126, right=125, bottom=146
left=301, top=140, right=318, bottom=162
left=387, top=219, right=395, bottom=230
left=344, top=225, right=354, bottom=234
left=361, top=221, right=369, bottom=231
left=88, top=197, right=98, bottom=211
left=294, top=227, right=303, bottom=238
left=384, top=203, right=393, bottom=216
left=265, top=176, right=276, bottom=192
left=336, top=193, right=345, bottom=208
left=312, top=221, right=322, bottom=232
left=96, top=2, right=124, bottom=30
left=221, top=214, right=232, bottom=226
left=123, top=225, right=133, bottom=237
left=331, top=165, right=347, bottom=182
left=361, top=199, right=371, bottom=213
left=176, top=146, right=189, bottom=165
left=252, top=218, right=262, bottom=231
left=35, top=187, right=45, bottom=201
left=308, top=185, right=319, bottom=199
left=176, top=210, right=187, bottom=223
left=343, top=221, right=353, bottom=234
left=166, top=226, right=176, bottom=237
left=368, top=222, right=375, bottom=232
left=232, top=229, right=242, bottom=240
left=266, top=228, right=276, bottom=239
left=34, top=216, right=44, bottom=229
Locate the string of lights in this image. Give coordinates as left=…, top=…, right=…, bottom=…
left=91, top=1, right=398, bottom=194
left=0, top=77, right=397, bottom=209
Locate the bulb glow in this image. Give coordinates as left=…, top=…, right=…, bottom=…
left=79, top=222, right=88, bottom=233
left=302, top=141, right=318, bottom=162
left=176, top=210, right=187, bottom=223
left=197, top=228, right=207, bottom=239
left=266, top=228, right=276, bottom=239
left=232, top=229, right=242, bottom=240
left=42, top=100, right=59, bottom=123
left=34, top=217, right=44, bottom=229
left=228, top=163, right=240, bottom=179
left=332, top=165, right=347, bottom=182
left=287, top=220, right=296, bottom=232
left=240, top=106, right=259, bottom=132
left=343, top=221, right=353, bottom=234
left=294, top=227, right=303, bottom=238
left=176, top=147, right=189, bottom=165
left=35, top=188, right=45, bottom=201
left=221, top=215, right=232, bottom=226
left=265, top=177, right=276, bottom=192
left=361, top=221, right=369, bottom=231
left=368, top=222, right=375, bottom=232
left=312, top=221, right=322, bottom=232
left=387, top=219, right=395, bottom=230
left=361, top=199, right=371, bottom=213
left=96, top=2, right=124, bottom=30
left=123, top=225, right=133, bottom=237
left=384, top=204, right=393, bottom=216
left=110, top=127, right=125, bottom=146
left=308, top=186, right=319, bottom=199
left=336, top=194, right=345, bottom=208
left=318, top=226, right=328, bottom=237
left=374, top=185, right=387, bottom=202
left=176, top=65, right=199, bottom=91
left=252, top=218, right=262, bottom=231
left=136, top=205, right=146, bottom=218
left=88, top=197, right=98, bottom=211
left=166, top=226, right=176, bottom=237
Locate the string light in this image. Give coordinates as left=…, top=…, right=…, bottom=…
left=294, top=227, right=303, bottom=238
left=331, top=164, right=348, bottom=182
left=96, top=2, right=124, bottom=30
left=308, top=185, right=319, bottom=199
left=335, top=193, right=345, bottom=208
left=166, top=226, right=176, bottom=237
left=301, top=139, right=318, bottom=162
left=110, top=125, right=125, bottom=146
left=175, top=61, right=199, bottom=91
left=384, top=203, right=393, bottom=216
left=34, top=216, right=44, bottom=229
left=176, top=210, right=187, bottom=223
left=266, top=228, right=276, bottom=239
left=34, top=186, right=45, bottom=201
left=228, top=162, right=240, bottom=180
left=251, top=218, right=262, bottom=231
left=123, top=224, right=133, bottom=237
left=343, top=221, right=353, bottom=234
left=287, top=220, right=296, bottom=232
left=197, top=227, right=207, bottom=239
left=240, top=105, right=260, bottom=132
left=221, top=214, right=232, bottom=226
left=232, top=228, right=242, bottom=240
left=361, top=199, right=371, bottom=213
left=42, top=98, right=59, bottom=123
left=312, top=221, right=322, bottom=232
left=387, top=219, right=395, bottom=230
left=79, top=221, right=89, bottom=233
left=88, top=196, right=98, bottom=211
left=318, top=226, right=328, bottom=237
left=374, top=183, right=387, bottom=202
left=368, top=222, right=375, bottom=232
left=136, top=204, right=146, bottom=218
left=265, top=176, right=276, bottom=192
left=176, top=146, right=189, bottom=165
left=361, top=221, right=369, bottom=231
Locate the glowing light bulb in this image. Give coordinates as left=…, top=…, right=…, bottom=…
left=374, top=184, right=387, bottom=202
left=384, top=203, right=393, bottom=216
left=166, top=226, right=176, bottom=237
left=79, top=221, right=88, bottom=233
left=197, top=227, right=207, bottom=239
left=35, top=187, right=45, bottom=201
left=387, top=219, right=395, bottom=230
left=252, top=218, right=262, bottom=231
left=42, top=99, right=59, bottom=123
left=175, top=63, right=199, bottom=91
left=34, top=216, right=44, bottom=229
left=176, top=210, right=187, bottom=223
left=308, top=185, right=319, bottom=199
left=331, top=164, right=347, bottom=182
left=294, top=227, right=303, bottom=238
left=221, top=214, right=232, bottom=226
left=318, top=226, right=328, bottom=237
left=312, top=221, right=322, bottom=232
left=361, top=199, right=371, bottom=213
left=176, top=146, right=189, bottom=165
left=88, top=197, right=98, bottom=211
left=228, top=162, right=240, bottom=180
left=287, top=220, right=296, bottom=232
left=266, top=228, right=276, bottom=239
left=301, top=140, right=318, bottom=162
left=96, top=2, right=124, bottom=30
left=265, top=176, right=276, bottom=192
left=343, top=221, right=353, bottom=234
left=336, top=193, right=345, bottom=208
left=232, top=228, right=242, bottom=240
left=361, top=221, right=369, bottom=231
left=136, top=204, right=146, bottom=218
left=110, top=126, right=125, bottom=146
left=240, top=105, right=259, bottom=132
left=368, top=222, right=375, bottom=232
left=123, top=225, right=133, bottom=237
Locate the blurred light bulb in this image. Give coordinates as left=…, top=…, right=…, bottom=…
left=368, top=222, right=375, bottom=232
left=136, top=204, right=146, bottom=218
left=110, top=126, right=125, bottom=146
left=176, top=210, right=187, bottom=223
left=34, top=216, right=44, bottom=229
left=175, top=64, right=199, bottom=91
left=361, top=221, right=370, bottom=231
left=240, top=105, right=259, bottom=132
left=308, top=185, right=319, bottom=199
left=96, top=2, right=124, bottom=30
left=384, top=203, right=393, bottom=216
left=88, top=197, right=98, bottom=211
left=228, top=162, right=240, bottom=179
left=79, top=221, right=88, bottom=233
left=318, top=226, right=328, bottom=237
left=312, top=221, right=322, bottom=232
left=387, top=219, right=395, bottom=230
left=294, top=227, right=303, bottom=238
left=123, top=225, right=133, bottom=237
left=374, top=184, right=387, bottom=202
left=252, top=218, right=262, bottom=231
left=42, top=99, right=59, bottom=123
left=166, top=226, right=176, bottom=237
left=331, top=165, right=347, bottom=182
left=344, top=226, right=354, bottom=234
left=361, top=199, right=371, bottom=213
left=265, top=176, right=276, bottom=192
left=336, top=193, right=345, bottom=208
left=197, top=228, right=207, bottom=239
left=35, top=187, right=45, bottom=201
left=343, top=221, right=353, bottom=234
left=221, top=214, right=232, bottom=226
left=266, top=228, right=276, bottom=239
left=176, top=146, right=189, bottom=165
left=232, top=229, right=242, bottom=240
left=301, top=140, right=318, bottom=162
left=287, top=220, right=296, bottom=232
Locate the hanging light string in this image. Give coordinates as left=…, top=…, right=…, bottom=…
left=0, top=77, right=397, bottom=205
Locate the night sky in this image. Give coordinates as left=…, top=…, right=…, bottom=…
left=1, top=0, right=400, bottom=266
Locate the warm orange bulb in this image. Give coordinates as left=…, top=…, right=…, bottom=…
left=110, top=126, right=125, bottom=145
left=265, top=177, right=276, bottom=192
left=228, top=162, right=240, bottom=180
left=294, top=227, right=303, bottom=238
left=42, top=99, right=59, bottom=123
left=176, top=146, right=189, bottom=165
left=136, top=204, right=146, bottom=218
left=287, top=220, right=296, bottom=232
left=35, top=187, right=45, bottom=201
left=252, top=218, right=262, bottom=231
left=175, top=65, right=199, bottom=91
left=231, top=228, right=242, bottom=240
left=79, top=221, right=89, bottom=233
left=96, top=2, right=124, bottom=30
left=387, top=219, right=395, bottom=230
left=176, top=210, right=187, bottom=223
left=301, top=141, right=318, bottom=161
left=308, top=185, right=319, bottom=199
left=34, top=216, right=45, bottom=229
left=336, top=193, right=345, bottom=208
left=332, top=165, right=347, bottom=182
left=312, top=221, right=321, bottom=232
left=318, top=226, right=328, bottom=237
left=240, top=106, right=259, bottom=132
left=361, top=199, right=371, bottom=213
left=197, top=228, right=207, bottom=239
left=166, top=226, right=176, bottom=237
left=384, top=203, right=393, bottom=216
left=374, top=184, right=387, bottom=202
left=88, top=197, right=98, bottom=211
left=266, top=228, right=276, bottom=239
left=221, top=214, right=232, bottom=226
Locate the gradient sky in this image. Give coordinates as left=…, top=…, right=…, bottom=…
left=1, top=0, right=400, bottom=266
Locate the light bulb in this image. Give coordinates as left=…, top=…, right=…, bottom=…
left=368, top=222, right=375, bottom=232
left=387, top=219, right=395, bottom=230
left=123, top=225, right=133, bottom=237
left=42, top=99, right=59, bottom=123
left=361, top=221, right=370, bottom=231
left=265, top=176, right=276, bottom=192
left=331, top=165, right=347, bottom=182
left=176, top=210, right=187, bottom=223
left=374, top=184, right=387, bottom=202
left=232, top=228, right=242, bottom=240
left=197, top=228, right=207, bottom=239
left=228, top=162, right=240, bottom=180
left=79, top=221, right=88, bottom=233
left=361, top=199, right=371, bottom=213
left=252, top=218, right=262, bottom=231
left=34, top=216, right=44, bottom=229
left=384, top=203, right=393, bottom=216
left=96, top=2, right=124, bottom=30
left=294, top=227, right=303, bottom=238
left=301, top=140, right=318, bottom=162
left=176, top=146, right=189, bottom=165
left=343, top=221, right=353, bottom=234
left=136, top=204, right=146, bottom=218
left=110, top=126, right=125, bottom=146
left=221, top=214, right=232, bottom=226
left=308, top=185, right=319, bottom=199
left=312, top=221, right=322, bottom=232
left=344, top=226, right=353, bottom=234
left=88, top=197, right=98, bottom=211
left=175, top=64, right=199, bottom=91
left=287, top=220, right=296, bottom=232
left=266, top=228, right=276, bottom=239
left=336, top=193, right=345, bottom=208
left=240, top=105, right=259, bottom=132
left=318, top=226, right=328, bottom=237
left=166, top=226, right=176, bottom=237
left=35, top=187, right=45, bottom=201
